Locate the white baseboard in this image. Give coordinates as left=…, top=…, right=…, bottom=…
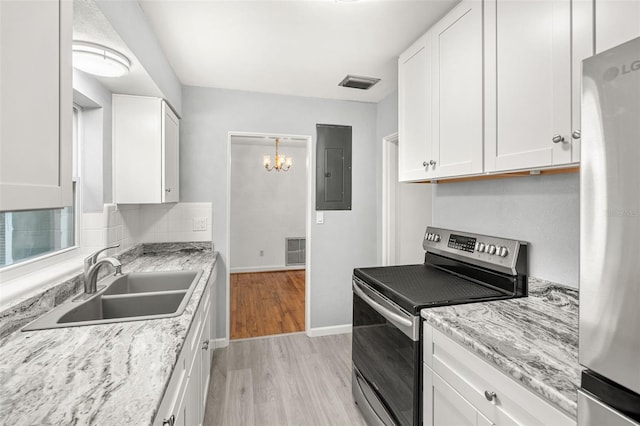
left=307, top=324, right=352, bottom=337
left=230, top=265, right=305, bottom=273
left=212, top=337, right=229, bottom=349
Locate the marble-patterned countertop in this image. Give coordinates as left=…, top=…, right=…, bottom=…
left=0, top=243, right=217, bottom=425
left=421, top=277, right=580, bottom=417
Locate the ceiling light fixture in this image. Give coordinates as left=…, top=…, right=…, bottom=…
left=72, top=41, right=130, bottom=78
left=263, top=138, right=292, bottom=172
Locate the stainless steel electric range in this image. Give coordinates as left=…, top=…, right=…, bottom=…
left=352, top=226, right=528, bottom=426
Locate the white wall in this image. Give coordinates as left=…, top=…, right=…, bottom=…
left=432, top=173, right=580, bottom=287
left=230, top=140, right=306, bottom=272
left=73, top=69, right=113, bottom=212
left=181, top=86, right=378, bottom=337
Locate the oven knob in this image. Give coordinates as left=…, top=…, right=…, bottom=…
left=488, top=244, right=497, bottom=255
left=427, top=233, right=433, bottom=241
left=499, top=246, right=508, bottom=257
left=433, top=234, right=441, bottom=242
left=478, top=243, right=485, bottom=252
left=475, top=242, right=481, bottom=251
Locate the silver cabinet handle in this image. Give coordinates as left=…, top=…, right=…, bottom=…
left=572, top=130, right=581, bottom=139
left=202, top=340, right=209, bottom=351
left=165, top=188, right=172, bottom=192
left=423, top=161, right=428, bottom=167
left=484, top=390, right=497, bottom=402
left=163, top=414, right=175, bottom=426
left=552, top=135, right=567, bottom=144
left=429, top=160, right=436, bottom=166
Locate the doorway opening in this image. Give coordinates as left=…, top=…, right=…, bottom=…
left=382, top=133, right=433, bottom=265
left=227, top=132, right=312, bottom=340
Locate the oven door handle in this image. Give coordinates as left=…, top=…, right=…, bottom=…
left=352, top=281, right=413, bottom=328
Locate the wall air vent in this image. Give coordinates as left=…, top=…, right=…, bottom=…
left=338, top=75, right=381, bottom=90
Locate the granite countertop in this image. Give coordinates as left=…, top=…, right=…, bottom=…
left=421, top=277, right=580, bottom=417
left=0, top=242, right=218, bottom=425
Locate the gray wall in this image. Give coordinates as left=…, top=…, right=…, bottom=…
left=433, top=173, right=580, bottom=287
left=375, top=91, right=399, bottom=263
left=230, top=141, right=306, bottom=271
left=181, top=86, right=378, bottom=336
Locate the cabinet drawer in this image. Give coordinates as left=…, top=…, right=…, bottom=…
left=430, top=328, right=574, bottom=426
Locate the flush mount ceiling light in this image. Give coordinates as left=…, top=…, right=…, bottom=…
left=72, top=41, right=130, bottom=78
left=339, top=74, right=381, bottom=90
left=263, top=137, right=292, bottom=172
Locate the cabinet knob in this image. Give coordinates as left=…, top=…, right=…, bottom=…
left=423, top=161, right=428, bottom=167
left=163, top=414, right=175, bottom=426
left=202, top=340, right=209, bottom=351
left=572, top=130, right=581, bottom=140
left=484, top=390, right=497, bottom=402
left=165, top=188, right=172, bottom=192
left=429, top=160, right=436, bottom=166
left=552, top=135, right=567, bottom=144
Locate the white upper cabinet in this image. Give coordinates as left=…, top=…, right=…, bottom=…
left=595, top=0, right=640, bottom=54
left=431, top=0, right=483, bottom=178
left=0, top=0, right=73, bottom=211
left=484, top=0, right=574, bottom=172
left=398, top=32, right=433, bottom=182
left=571, top=0, right=595, bottom=163
left=113, top=95, right=179, bottom=204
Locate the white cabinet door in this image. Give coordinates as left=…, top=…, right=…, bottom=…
left=199, top=294, right=212, bottom=425
left=433, top=372, right=490, bottom=426
left=0, top=0, right=72, bottom=211
left=398, top=33, right=433, bottom=182
left=571, top=0, right=595, bottom=162
left=485, top=0, right=573, bottom=172
left=113, top=95, right=179, bottom=204
left=431, top=0, right=484, bottom=178
left=162, top=102, right=179, bottom=203
left=595, top=0, right=640, bottom=53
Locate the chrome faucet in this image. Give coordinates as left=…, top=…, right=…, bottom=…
left=83, top=244, right=122, bottom=294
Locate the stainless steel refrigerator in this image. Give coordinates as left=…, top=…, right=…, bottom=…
left=579, top=36, right=640, bottom=426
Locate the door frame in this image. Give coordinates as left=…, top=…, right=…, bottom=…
left=382, top=132, right=399, bottom=266
left=226, top=131, right=313, bottom=342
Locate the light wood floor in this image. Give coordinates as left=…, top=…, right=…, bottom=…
left=230, top=270, right=305, bottom=340
left=203, top=333, right=366, bottom=426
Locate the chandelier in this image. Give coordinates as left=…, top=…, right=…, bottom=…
left=263, top=138, right=292, bottom=172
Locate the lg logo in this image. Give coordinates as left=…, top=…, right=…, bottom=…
left=603, top=60, right=640, bottom=81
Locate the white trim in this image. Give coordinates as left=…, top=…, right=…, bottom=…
left=307, top=324, right=352, bottom=337
left=230, top=265, right=305, bottom=274
left=226, top=131, right=313, bottom=343
left=381, top=132, right=399, bottom=266
left=212, top=337, right=229, bottom=349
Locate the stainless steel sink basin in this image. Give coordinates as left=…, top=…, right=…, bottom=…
left=103, top=271, right=200, bottom=295
left=22, top=269, right=203, bottom=331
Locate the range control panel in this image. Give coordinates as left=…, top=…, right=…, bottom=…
left=423, top=227, right=526, bottom=274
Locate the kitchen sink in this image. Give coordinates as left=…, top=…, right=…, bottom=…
left=103, top=271, right=200, bottom=295
left=22, top=269, right=203, bottom=331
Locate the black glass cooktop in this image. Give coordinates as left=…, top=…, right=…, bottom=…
left=353, top=264, right=509, bottom=315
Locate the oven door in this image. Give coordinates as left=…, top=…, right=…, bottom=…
left=352, top=277, right=421, bottom=426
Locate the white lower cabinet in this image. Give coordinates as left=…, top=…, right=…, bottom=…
left=154, top=269, right=215, bottom=426
left=423, top=323, right=575, bottom=426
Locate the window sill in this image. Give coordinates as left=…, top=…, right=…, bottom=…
left=0, top=249, right=85, bottom=312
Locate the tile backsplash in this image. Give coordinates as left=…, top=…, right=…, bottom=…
left=82, top=203, right=213, bottom=256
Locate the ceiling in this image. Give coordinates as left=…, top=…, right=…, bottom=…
left=138, top=0, right=459, bottom=103
left=73, top=0, right=162, bottom=98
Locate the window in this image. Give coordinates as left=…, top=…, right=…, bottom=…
left=0, top=107, right=80, bottom=268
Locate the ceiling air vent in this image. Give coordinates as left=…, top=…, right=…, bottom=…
left=338, top=75, right=381, bottom=90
